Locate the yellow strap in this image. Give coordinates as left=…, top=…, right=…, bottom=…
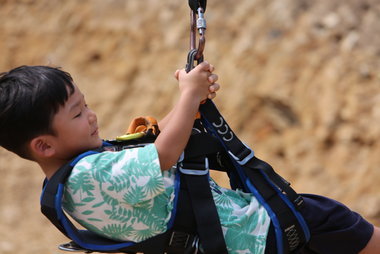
left=115, top=132, right=145, bottom=141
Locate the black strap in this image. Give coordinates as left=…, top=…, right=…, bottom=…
left=199, top=99, right=310, bottom=253
left=199, top=99, right=304, bottom=208
left=243, top=158, right=307, bottom=253
left=248, top=157, right=304, bottom=207
left=181, top=174, right=227, bottom=254
left=188, top=0, right=207, bottom=12
left=176, top=120, right=228, bottom=253
left=41, top=163, right=74, bottom=238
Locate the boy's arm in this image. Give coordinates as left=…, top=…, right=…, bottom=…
left=157, top=108, right=175, bottom=132
left=155, top=62, right=219, bottom=170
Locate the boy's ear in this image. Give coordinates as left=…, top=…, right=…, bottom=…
left=29, top=136, right=56, bottom=158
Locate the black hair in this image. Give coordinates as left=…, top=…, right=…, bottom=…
left=0, top=65, right=75, bottom=159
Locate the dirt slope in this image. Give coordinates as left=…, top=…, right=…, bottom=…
left=1, top=0, right=380, bottom=252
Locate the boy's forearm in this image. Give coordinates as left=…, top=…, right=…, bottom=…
left=155, top=93, right=199, bottom=170
left=157, top=107, right=175, bottom=131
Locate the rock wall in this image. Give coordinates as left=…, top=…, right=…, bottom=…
left=1, top=0, right=380, bottom=252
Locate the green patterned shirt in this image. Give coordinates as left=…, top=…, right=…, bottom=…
left=63, top=144, right=270, bottom=253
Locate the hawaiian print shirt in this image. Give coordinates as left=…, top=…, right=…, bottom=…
left=63, top=144, right=270, bottom=253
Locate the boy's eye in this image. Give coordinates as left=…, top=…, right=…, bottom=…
left=73, top=103, right=88, bottom=118
left=73, top=102, right=88, bottom=118
left=74, top=112, right=82, bottom=118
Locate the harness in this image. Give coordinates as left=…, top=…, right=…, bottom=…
left=41, top=105, right=310, bottom=254
left=40, top=1, right=310, bottom=253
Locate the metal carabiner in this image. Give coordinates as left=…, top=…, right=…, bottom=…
left=196, top=7, right=206, bottom=36
left=189, top=7, right=207, bottom=66
left=195, top=7, right=206, bottom=60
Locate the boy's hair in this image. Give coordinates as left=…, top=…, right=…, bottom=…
left=0, top=65, right=75, bottom=160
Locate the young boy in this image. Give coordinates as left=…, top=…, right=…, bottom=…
left=0, top=64, right=379, bottom=253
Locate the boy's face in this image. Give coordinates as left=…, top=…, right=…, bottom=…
left=49, top=84, right=102, bottom=159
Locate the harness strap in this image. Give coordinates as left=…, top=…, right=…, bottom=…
left=178, top=119, right=228, bottom=254
left=41, top=163, right=74, bottom=238
left=199, top=99, right=311, bottom=254
left=199, top=99, right=304, bottom=207
left=248, top=157, right=304, bottom=207
left=188, top=0, right=207, bottom=13
left=243, top=158, right=306, bottom=253
left=180, top=173, right=227, bottom=254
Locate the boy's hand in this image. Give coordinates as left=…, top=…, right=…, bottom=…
left=174, top=62, right=220, bottom=102
left=207, top=75, right=219, bottom=100
left=155, top=62, right=220, bottom=170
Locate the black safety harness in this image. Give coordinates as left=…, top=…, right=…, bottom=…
left=40, top=1, right=310, bottom=253
left=41, top=105, right=310, bottom=254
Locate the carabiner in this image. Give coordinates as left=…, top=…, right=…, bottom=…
left=186, top=48, right=204, bottom=73
left=188, top=7, right=206, bottom=68
left=196, top=8, right=206, bottom=35
left=195, top=7, right=206, bottom=60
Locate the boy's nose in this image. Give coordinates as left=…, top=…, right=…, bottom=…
left=88, top=109, right=97, bottom=123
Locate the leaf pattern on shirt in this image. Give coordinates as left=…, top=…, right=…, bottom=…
left=145, top=176, right=164, bottom=196
left=67, top=171, right=94, bottom=197
left=92, top=157, right=113, bottom=183
left=123, top=185, right=146, bottom=205
left=100, top=190, right=119, bottom=206
left=63, top=145, right=169, bottom=243
left=107, top=172, right=131, bottom=192
left=107, top=206, right=133, bottom=223
left=131, top=227, right=159, bottom=242
left=101, top=223, right=134, bottom=239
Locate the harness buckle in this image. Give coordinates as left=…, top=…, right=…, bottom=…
left=167, top=231, right=199, bottom=254
left=58, top=241, right=91, bottom=253
left=178, top=153, right=209, bottom=175
left=294, top=195, right=305, bottom=208
left=168, top=231, right=190, bottom=249
left=228, top=142, right=254, bottom=165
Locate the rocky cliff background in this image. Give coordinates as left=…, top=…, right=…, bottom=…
left=1, top=0, right=380, bottom=253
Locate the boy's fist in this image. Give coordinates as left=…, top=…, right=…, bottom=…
left=174, top=62, right=220, bottom=101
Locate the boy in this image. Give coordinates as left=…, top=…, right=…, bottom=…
left=0, top=64, right=379, bottom=253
